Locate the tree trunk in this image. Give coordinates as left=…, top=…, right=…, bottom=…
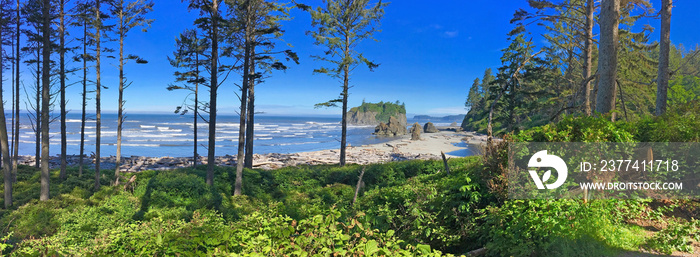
left=244, top=48, right=256, bottom=169
left=340, top=34, right=350, bottom=167
left=40, top=0, right=51, bottom=201
left=595, top=0, right=620, bottom=119
left=655, top=0, right=672, bottom=116
left=9, top=37, right=13, bottom=167
left=1, top=99, right=12, bottom=209
left=234, top=12, right=251, bottom=196
left=35, top=46, right=41, bottom=169
left=9, top=27, right=14, bottom=168
left=487, top=90, right=504, bottom=146
left=206, top=0, right=219, bottom=186
left=95, top=0, right=102, bottom=191
left=13, top=0, right=21, bottom=179
left=193, top=32, right=199, bottom=168
left=59, top=0, right=67, bottom=180
left=583, top=0, right=594, bottom=116
left=115, top=15, right=125, bottom=186
left=79, top=21, right=87, bottom=177
left=1, top=24, right=13, bottom=208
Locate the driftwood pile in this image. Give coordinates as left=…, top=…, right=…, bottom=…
left=13, top=149, right=443, bottom=173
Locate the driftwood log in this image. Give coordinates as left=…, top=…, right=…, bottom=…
left=440, top=151, right=450, bottom=175
left=467, top=247, right=486, bottom=256
left=123, top=175, right=137, bottom=192
left=352, top=167, right=366, bottom=205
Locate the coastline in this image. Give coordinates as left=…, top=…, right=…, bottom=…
left=14, top=131, right=487, bottom=171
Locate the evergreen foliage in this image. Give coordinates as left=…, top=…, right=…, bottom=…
left=461, top=1, right=700, bottom=137
left=350, top=100, right=406, bottom=123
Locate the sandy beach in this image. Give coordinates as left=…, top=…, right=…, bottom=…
left=356, top=130, right=487, bottom=157
left=14, top=130, right=488, bottom=171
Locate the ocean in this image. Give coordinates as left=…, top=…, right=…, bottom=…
left=9, top=113, right=464, bottom=158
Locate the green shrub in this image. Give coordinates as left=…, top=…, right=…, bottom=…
left=634, top=101, right=700, bottom=142
left=132, top=170, right=222, bottom=220
left=644, top=219, right=700, bottom=255
left=514, top=115, right=635, bottom=143
left=358, top=157, right=486, bottom=254
left=484, top=199, right=646, bottom=256
left=226, top=208, right=449, bottom=256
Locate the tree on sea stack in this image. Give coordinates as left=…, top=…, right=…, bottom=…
left=109, top=0, right=154, bottom=185
left=302, top=0, right=387, bottom=166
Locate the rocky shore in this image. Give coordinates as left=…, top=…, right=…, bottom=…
left=15, top=131, right=488, bottom=172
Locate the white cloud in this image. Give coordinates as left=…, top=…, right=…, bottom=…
left=444, top=30, right=459, bottom=38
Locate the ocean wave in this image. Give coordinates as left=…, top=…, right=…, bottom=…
left=156, top=122, right=191, bottom=126
left=66, top=119, right=96, bottom=123
left=121, top=143, right=160, bottom=147
left=267, top=141, right=321, bottom=146
left=128, top=138, right=192, bottom=142
left=216, top=123, right=239, bottom=127
left=122, top=133, right=187, bottom=138
left=158, top=129, right=183, bottom=133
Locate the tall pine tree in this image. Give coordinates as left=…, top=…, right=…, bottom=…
left=303, top=0, right=387, bottom=166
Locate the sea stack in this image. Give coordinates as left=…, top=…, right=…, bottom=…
left=410, top=122, right=422, bottom=140
left=423, top=122, right=438, bottom=133
left=347, top=101, right=408, bottom=136
left=374, top=116, right=407, bottom=137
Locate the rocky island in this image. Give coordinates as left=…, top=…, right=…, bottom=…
left=347, top=101, right=408, bottom=136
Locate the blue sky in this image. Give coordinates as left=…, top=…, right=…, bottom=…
left=4, top=0, right=700, bottom=117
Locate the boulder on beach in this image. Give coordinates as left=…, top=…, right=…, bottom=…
left=423, top=122, right=438, bottom=133
left=410, top=122, right=422, bottom=140
left=374, top=116, right=407, bottom=137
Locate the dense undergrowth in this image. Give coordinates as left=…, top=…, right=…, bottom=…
left=0, top=106, right=699, bottom=256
